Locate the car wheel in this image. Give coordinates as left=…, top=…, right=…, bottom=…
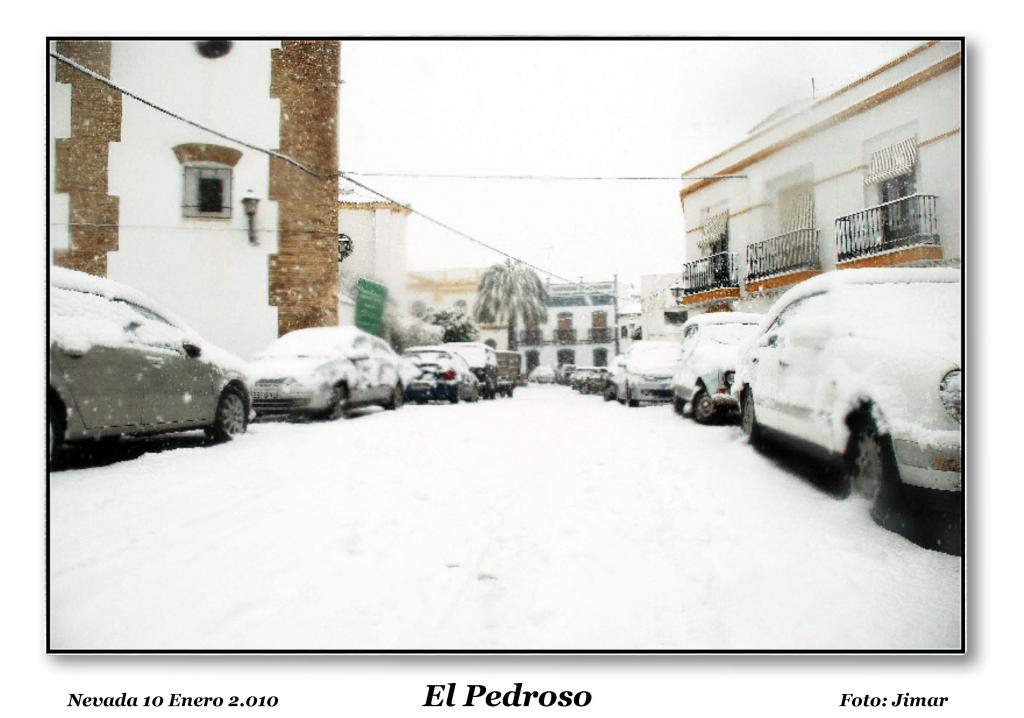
left=604, top=385, right=614, bottom=402
left=740, top=387, right=761, bottom=444
left=48, top=412, right=62, bottom=465
left=627, top=384, right=639, bottom=408
left=328, top=384, right=350, bottom=420
left=691, top=388, right=717, bottom=425
left=449, top=390, right=460, bottom=404
left=387, top=383, right=404, bottom=410
left=672, top=394, right=686, bottom=416
left=208, top=386, right=248, bottom=442
left=845, top=417, right=903, bottom=511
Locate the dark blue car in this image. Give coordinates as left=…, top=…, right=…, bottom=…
left=402, top=347, right=480, bottom=404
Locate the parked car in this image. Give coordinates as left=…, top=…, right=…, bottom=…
left=446, top=342, right=498, bottom=399
left=671, top=312, right=762, bottom=423
left=734, top=268, right=962, bottom=521
left=402, top=346, right=480, bottom=404
left=612, top=341, right=680, bottom=406
left=495, top=350, right=521, bottom=397
left=555, top=363, right=577, bottom=385
left=571, top=366, right=611, bottom=395
left=48, top=267, right=251, bottom=462
left=529, top=365, right=556, bottom=384
left=250, top=326, right=405, bottom=419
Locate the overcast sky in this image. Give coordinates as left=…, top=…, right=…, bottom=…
left=338, top=40, right=921, bottom=290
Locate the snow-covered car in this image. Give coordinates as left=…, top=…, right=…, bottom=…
left=555, top=363, right=576, bottom=385
left=402, top=346, right=481, bottom=404
left=250, top=327, right=405, bottom=419
left=445, top=342, right=498, bottom=399
left=529, top=365, right=556, bottom=384
left=48, top=267, right=251, bottom=462
left=671, top=312, right=762, bottom=424
left=570, top=366, right=610, bottom=394
left=734, top=268, right=962, bottom=519
left=613, top=341, right=680, bottom=407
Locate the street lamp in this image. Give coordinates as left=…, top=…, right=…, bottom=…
left=241, top=193, right=260, bottom=245
left=669, top=279, right=684, bottom=305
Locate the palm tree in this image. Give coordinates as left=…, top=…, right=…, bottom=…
left=473, top=259, right=549, bottom=350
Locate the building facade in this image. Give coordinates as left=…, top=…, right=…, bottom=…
left=676, top=41, right=961, bottom=315
left=338, top=185, right=411, bottom=324
left=49, top=40, right=342, bottom=358
left=518, top=280, right=619, bottom=374
left=639, top=273, right=689, bottom=342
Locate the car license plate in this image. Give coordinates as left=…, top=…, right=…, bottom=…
left=412, top=382, right=432, bottom=390
left=253, top=390, right=279, bottom=400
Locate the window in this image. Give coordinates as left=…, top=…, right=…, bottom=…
left=593, top=348, right=608, bottom=367
left=525, top=350, right=540, bottom=373
left=556, top=349, right=575, bottom=367
left=183, top=165, right=232, bottom=218
left=621, top=326, right=628, bottom=338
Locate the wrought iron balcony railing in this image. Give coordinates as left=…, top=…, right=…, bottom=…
left=519, top=330, right=544, bottom=346
left=588, top=327, right=613, bottom=343
left=835, top=194, right=939, bottom=263
left=681, top=251, right=739, bottom=295
left=552, top=328, right=577, bottom=344
left=746, top=228, right=820, bottom=282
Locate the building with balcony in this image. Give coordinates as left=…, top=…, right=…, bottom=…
left=676, top=40, right=961, bottom=314
left=519, top=279, right=619, bottom=375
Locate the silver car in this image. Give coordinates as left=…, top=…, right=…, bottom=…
left=48, top=268, right=251, bottom=462
left=249, top=326, right=405, bottom=419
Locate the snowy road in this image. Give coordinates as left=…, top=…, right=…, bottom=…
left=50, top=385, right=961, bottom=650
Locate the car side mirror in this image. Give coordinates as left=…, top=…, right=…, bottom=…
left=183, top=341, right=202, bottom=358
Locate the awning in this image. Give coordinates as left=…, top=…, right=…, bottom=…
left=864, top=137, right=918, bottom=185
left=698, top=210, right=729, bottom=249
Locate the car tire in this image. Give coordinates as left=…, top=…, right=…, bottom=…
left=48, top=411, right=62, bottom=465
left=845, top=415, right=905, bottom=519
left=691, top=387, right=717, bottom=425
left=627, top=384, right=639, bottom=408
left=328, top=384, right=350, bottom=420
left=672, top=395, right=686, bottom=416
left=387, top=383, right=404, bottom=410
left=604, top=386, right=614, bottom=402
left=740, top=387, right=761, bottom=445
left=208, top=386, right=248, bottom=442
left=449, top=390, right=460, bottom=404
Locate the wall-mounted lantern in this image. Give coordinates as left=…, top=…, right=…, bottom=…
left=338, top=233, right=354, bottom=262
left=669, top=280, right=684, bottom=305
left=241, top=193, right=260, bottom=245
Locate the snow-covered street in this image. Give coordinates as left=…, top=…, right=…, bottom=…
left=50, top=385, right=961, bottom=650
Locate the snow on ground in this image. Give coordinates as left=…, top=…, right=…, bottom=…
left=50, top=385, right=961, bottom=650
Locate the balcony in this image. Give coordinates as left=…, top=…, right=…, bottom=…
left=680, top=251, right=740, bottom=307
left=588, top=327, right=613, bottom=343
left=835, top=194, right=941, bottom=268
left=519, top=330, right=544, bottom=346
left=745, top=228, right=822, bottom=293
left=553, top=328, right=577, bottom=344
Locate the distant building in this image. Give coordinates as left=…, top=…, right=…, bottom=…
left=676, top=40, right=961, bottom=315
left=338, top=185, right=411, bottom=325
left=518, top=279, right=618, bottom=374
left=616, top=298, right=643, bottom=354
left=48, top=40, right=342, bottom=358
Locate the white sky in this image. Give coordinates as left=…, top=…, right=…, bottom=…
left=339, top=39, right=921, bottom=290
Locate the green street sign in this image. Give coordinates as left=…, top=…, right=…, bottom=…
left=355, top=278, right=388, bottom=336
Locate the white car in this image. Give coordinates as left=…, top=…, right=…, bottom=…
left=612, top=341, right=680, bottom=407
left=671, top=312, right=762, bottom=424
left=529, top=365, right=556, bottom=384
left=250, top=327, right=405, bottom=419
left=734, top=268, right=961, bottom=520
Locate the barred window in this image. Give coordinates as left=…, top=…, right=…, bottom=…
left=183, top=165, right=232, bottom=218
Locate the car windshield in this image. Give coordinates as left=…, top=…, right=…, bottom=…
left=255, top=328, right=355, bottom=359
left=702, top=322, right=760, bottom=346
left=834, top=281, right=960, bottom=348
left=405, top=350, right=452, bottom=363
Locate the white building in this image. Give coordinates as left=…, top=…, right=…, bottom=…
left=519, top=280, right=619, bottom=374
left=338, top=185, right=411, bottom=325
left=639, top=273, right=689, bottom=342
left=49, top=40, right=341, bottom=359
left=676, top=40, right=961, bottom=315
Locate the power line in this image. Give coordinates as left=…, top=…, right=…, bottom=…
left=49, top=50, right=577, bottom=284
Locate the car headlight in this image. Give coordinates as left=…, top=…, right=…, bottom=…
left=939, top=369, right=962, bottom=424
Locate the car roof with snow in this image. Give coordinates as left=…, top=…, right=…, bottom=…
left=51, top=266, right=195, bottom=333
left=684, top=311, right=763, bottom=328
